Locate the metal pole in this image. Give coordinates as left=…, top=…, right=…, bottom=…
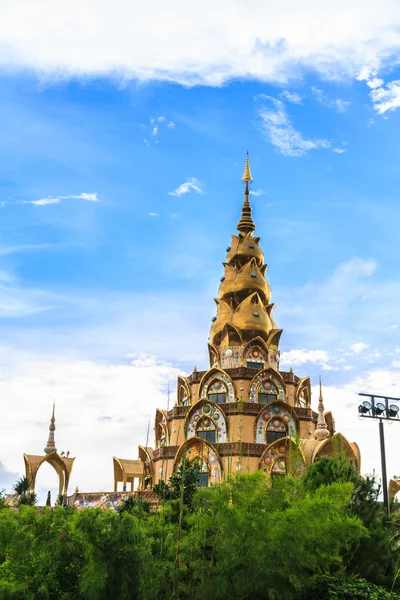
left=379, top=419, right=390, bottom=516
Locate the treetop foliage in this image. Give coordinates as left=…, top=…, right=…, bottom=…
left=0, top=455, right=399, bottom=599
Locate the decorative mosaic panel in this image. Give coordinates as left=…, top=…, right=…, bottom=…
left=260, top=443, right=287, bottom=475
left=220, top=345, right=244, bottom=369
left=249, top=371, right=285, bottom=403
left=186, top=402, right=227, bottom=442
left=200, top=371, right=235, bottom=403
left=182, top=440, right=222, bottom=484
left=255, top=404, right=296, bottom=444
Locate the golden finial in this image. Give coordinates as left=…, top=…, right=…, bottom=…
left=44, top=401, right=57, bottom=454
left=241, top=152, right=253, bottom=183
left=237, top=153, right=255, bottom=234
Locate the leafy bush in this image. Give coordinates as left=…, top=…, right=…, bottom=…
left=306, top=574, right=400, bottom=599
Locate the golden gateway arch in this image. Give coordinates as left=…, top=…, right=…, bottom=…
left=24, top=404, right=75, bottom=499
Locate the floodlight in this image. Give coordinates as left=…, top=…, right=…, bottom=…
left=389, top=404, right=399, bottom=418
left=359, top=401, right=372, bottom=414
left=374, top=402, right=385, bottom=416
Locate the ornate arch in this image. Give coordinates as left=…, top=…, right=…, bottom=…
left=138, top=445, right=154, bottom=478
left=185, top=399, right=227, bottom=443
left=177, top=376, right=191, bottom=406
left=249, top=368, right=286, bottom=403
left=155, top=409, right=169, bottom=447
left=295, top=377, right=311, bottom=408
left=259, top=437, right=306, bottom=475
left=207, top=343, right=219, bottom=368
left=312, top=433, right=361, bottom=472
left=243, top=337, right=269, bottom=368
left=199, top=368, right=235, bottom=403
left=24, top=452, right=74, bottom=497
left=255, top=401, right=297, bottom=444
left=173, top=437, right=223, bottom=485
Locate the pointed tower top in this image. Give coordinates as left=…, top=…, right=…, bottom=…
left=237, top=154, right=255, bottom=234
left=315, top=377, right=330, bottom=441
left=44, top=402, right=57, bottom=454
left=241, top=152, right=253, bottom=183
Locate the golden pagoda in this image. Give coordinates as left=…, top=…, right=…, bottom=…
left=122, top=156, right=361, bottom=489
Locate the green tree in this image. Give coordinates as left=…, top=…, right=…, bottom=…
left=150, top=471, right=366, bottom=600
left=12, top=476, right=37, bottom=507
left=74, top=508, right=151, bottom=600
left=306, top=574, right=400, bottom=599
left=153, top=458, right=201, bottom=510
left=301, top=455, right=400, bottom=588
left=302, top=454, right=359, bottom=492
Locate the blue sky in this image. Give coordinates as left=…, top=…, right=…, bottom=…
left=1, top=0, right=400, bottom=502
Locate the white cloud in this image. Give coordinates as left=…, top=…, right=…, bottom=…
left=367, top=78, right=384, bottom=89
left=332, top=99, right=351, bottom=113
left=167, top=121, right=175, bottom=128
left=148, top=212, right=159, bottom=217
left=362, top=350, right=382, bottom=363
left=151, top=126, right=159, bottom=136
left=256, top=96, right=331, bottom=157
left=370, top=79, right=400, bottom=114
left=168, top=177, right=205, bottom=197
left=23, top=193, right=98, bottom=206
left=280, top=90, right=303, bottom=104
left=249, top=188, right=265, bottom=196
left=2, top=2, right=400, bottom=86
left=280, top=348, right=330, bottom=366
left=349, top=342, right=370, bottom=353
left=26, top=198, right=61, bottom=206
left=311, top=87, right=351, bottom=113
left=0, top=354, right=182, bottom=499
left=332, top=147, right=348, bottom=154
left=391, top=360, right=400, bottom=368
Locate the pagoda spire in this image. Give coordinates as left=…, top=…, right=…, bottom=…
left=237, top=153, right=255, bottom=234
left=44, top=402, right=57, bottom=454
left=209, top=156, right=282, bottom=368
left=315, top=377, right=330, bottom=441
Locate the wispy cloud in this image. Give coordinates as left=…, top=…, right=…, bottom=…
left=256, top=96, right=330, bottom=157
left=332, top=147, right=348, bottom=154
left=168, top=177, right=205, bottom=197
left=280, top=90, right=303, bottom=104
left=23, top=193, right=98, bottom=207
left=0, top=244, right=55, bottom=255
left=370, top=80, right=400, bottom=114
left=311, top=87, right=350, bottom=113
left=349, top=342, right=370, bottom=353
left=143, top=115, right=175, bottom=145
left=280, top=348, right=330, bottom=365
left=249, top=189, right=265, bottom=196
left=148, top=212, right=159, bottom=217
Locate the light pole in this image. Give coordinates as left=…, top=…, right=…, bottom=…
left=358, top=393, right=400, bottom=516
